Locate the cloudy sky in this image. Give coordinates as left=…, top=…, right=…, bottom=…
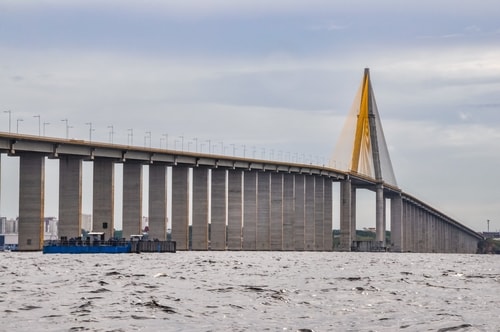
left=1, top=0, right=499, bottom=232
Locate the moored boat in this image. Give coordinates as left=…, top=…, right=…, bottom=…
left=43, top=232, right=176, bottom=254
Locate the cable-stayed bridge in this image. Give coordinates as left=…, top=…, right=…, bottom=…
left=0, top=69, right=482, bottom=252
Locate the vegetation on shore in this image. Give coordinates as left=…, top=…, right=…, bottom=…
left=477, top=238, right=500, bottom=254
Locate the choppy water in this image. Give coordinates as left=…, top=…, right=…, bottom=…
left=0, top=251, right=499, bottom=331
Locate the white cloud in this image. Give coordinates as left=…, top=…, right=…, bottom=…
left=308, top=22, right=349, bottom=32
left=465, top=25, right=481, bottom=33
left=458, top=112, right=469, bottom=121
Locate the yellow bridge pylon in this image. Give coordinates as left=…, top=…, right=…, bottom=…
left=331, top=68, right=397, bottom=188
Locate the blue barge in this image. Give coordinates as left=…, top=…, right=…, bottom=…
left=43, top=232, right=176, bottom=254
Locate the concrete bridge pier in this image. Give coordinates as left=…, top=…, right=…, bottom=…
left=148, top=164, right=168, bottom=240
left=122, top=162, right=143, bottom=239
left=211, top=168, right=227, bottom=250
left=242, top=171, right=257, bottom=250
left=351, top=187, right=357, bottom=244
left=410, top=203, right=417, bottom=252
left=282, top=173, right=295, bottom=250
left=439, top=220, right=446, bottom=252
left=294, top=174, right=305, bottom=250
left=257, top=172, right=270, bottom=250
left=171, top=166, right=189, bottom=250
left=390, top=194, right=403, bottom=252
left=339, top=178, right=353, bottom=251
left=421, top=210, right=429, bottom=252
left=314, top=176, right=324, bottom=251
left=192, top=167, right=209, bottom=250
left=92, top=158, right=115, bottom=239
left=375, top=184, right=385, bottom=244
left=304, top=175, right=315, bottom=250
left=402, top=201, right=410, bottom=252
left=270, top=172, right=283, bottom=250
left=227, top=169, right=243, bottom=250
left=58, top=155, right=82, bottom=239
left=430, top=214, right=437, bottom=252
left=18, top=153, right=45, bottom=251
left=324, top=179, right=333, bottom=251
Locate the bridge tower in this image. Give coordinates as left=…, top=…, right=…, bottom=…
left=331, top=68, right=400, bottom=251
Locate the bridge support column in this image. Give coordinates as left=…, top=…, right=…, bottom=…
left=314, top=176, right=324, bottom=251
left=444, top=222, right=451, bottom=253
left=122, top=162, right=143, bottom=239
left=270, top=172, right=283, bottom=250
left=430, top=214, right=436, bottom=253
left=211, top=169, right=227, bottom=250
left=324, top=179, right=333, bottom=251
left=242, top=171, right=257, bottom=250
left=304, top=175, right=315, bottom=251
left=227, top=169, right=243, bottom=250
left=351, top=187, right=357, bottom=241
left=148, top=164, right=167, bottom=240
left=409, top=202, right=415, bottom=252
left=171, top=166, right=189, bottom=250
left=402, top=201, right=409, bottom=252
left=192, top=167, right=209, bottom=250
left=417, top=209, right=423, bottom=252
left=411, top=204, right=418, bottom=252
left=93, top=158, right=114, bottom=239
left=257, top=172, right=270, bottom=250
left=294, top=174, right=305, bottom=250
left=375, top=184, right=385, bottom=244
left=390, top=194, right=403, bottom=252
left=18, top=153, right=45, bottom=251
left=339, top=178, right=352, bottom=251
left=58, top=156, right=82, bottom=239
left=283, top=173, right=295, bottom=250
left=424, top=212, right=430, bottom=252
left=441, top=221, right=446, bottom=252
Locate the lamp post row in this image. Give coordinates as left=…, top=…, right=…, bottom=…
left=2, top=111, right=326, bottom=164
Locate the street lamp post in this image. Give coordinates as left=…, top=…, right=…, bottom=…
left=193, top=137, right=198, bottom=152
left=43, top=122, right=50, bottom=136
left=128, top=128, right=133, bottom=145
left=179, top=136, right=184, bottom=151
left=61, top=119, right=69, bottom=139
left=33, top=115, right=41, bottom=136
left=163, top=133, right=168, bottom=149
left=145, top=131, right=151, bottom=148
left=206, top=139, right=211, bottom=154
left=3, top=110, right=11, bottom=133
left=108, top=125, right=114, bottom=144
left=16, top=118, right=23, bottom=133
left=85, top=122, right=94, bottom=142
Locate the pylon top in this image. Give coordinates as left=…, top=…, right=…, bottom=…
left=331, top=68, right=397, bottom=187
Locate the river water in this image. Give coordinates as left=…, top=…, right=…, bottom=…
left=0, top=251, right=499, bottom=331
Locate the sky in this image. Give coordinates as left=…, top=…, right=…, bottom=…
left=1, top=0, right=500, bottom=232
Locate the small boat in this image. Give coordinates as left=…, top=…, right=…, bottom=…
left=43, top=232, right=176, bottom=254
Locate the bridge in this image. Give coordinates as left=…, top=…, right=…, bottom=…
left=0, top=69, right=482, bottom=252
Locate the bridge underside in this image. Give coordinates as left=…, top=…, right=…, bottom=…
left=338, top=176, right=480, bottom=253
left=7, top=151, right=481, bottom=253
